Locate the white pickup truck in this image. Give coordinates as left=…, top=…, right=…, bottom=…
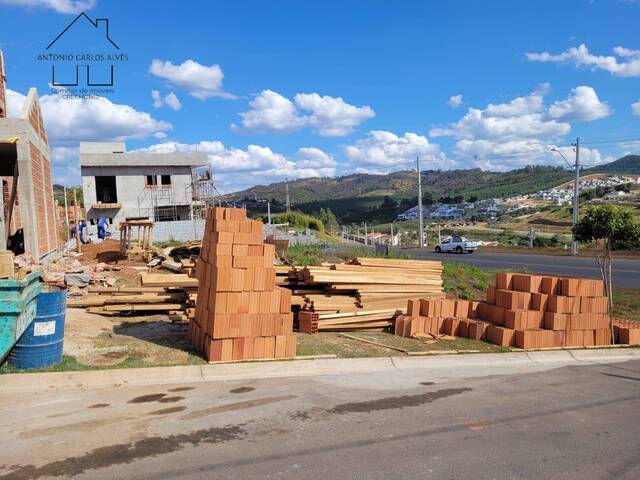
left=434, top=235, right=479, bottom=254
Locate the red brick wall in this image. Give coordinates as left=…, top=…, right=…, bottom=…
left=28, top=100, right=48, bottom=146
left=41, top=152, right=59, bottom=250
left=29, top=143, right=48, bottom=255
left=2, top=177, right=22, bottom=234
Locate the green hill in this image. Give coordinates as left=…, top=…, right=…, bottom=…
left=226, top=155, right=639, bottom=223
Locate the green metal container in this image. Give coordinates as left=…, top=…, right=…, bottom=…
left=0, top=271, right=42, bottom=363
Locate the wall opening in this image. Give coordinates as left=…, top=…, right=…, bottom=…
left=145, top=175, right=158, bottom=187
left=95, top=176, right=118, bottom=203
left=161, top=174, right=171, bottom=185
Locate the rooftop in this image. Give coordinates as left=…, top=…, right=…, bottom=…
left=79, top=142, right=208, bottom=168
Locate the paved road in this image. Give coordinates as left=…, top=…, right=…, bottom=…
left=398, top=248, right=640, bottom=288
left=1, top=355, right=639, bottom=479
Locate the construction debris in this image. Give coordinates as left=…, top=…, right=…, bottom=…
left=394, top=272, right=635, bottom=348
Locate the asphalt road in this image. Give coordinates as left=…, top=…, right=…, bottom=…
left=398, top=248, right=640, bottom=288
left=2, top=355, right=639, bottom=479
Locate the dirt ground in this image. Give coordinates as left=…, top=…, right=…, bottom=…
left=75, top=240, right=147, bottom=285
left=64, top=308, right=203, bottom=367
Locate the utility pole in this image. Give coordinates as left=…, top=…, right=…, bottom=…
left=267, top=201, right=271, bottom=225
left=63, top=186, right=70, bottom=241
left=528, top=225, right=534, bottom=248
left=572, top=137, right=580, bottom=256
left=285, top=179, right=290, bottom=213
left=417, top=156, right=424, bottom=248
left=364, top=222, right=368, bottom=245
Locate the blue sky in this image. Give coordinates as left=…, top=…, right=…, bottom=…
left=1, top=0, right=639, bottom=192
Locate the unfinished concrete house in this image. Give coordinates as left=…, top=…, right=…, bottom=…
left=0, top=50, right=59, bottom=259
left=80, top=141, right=211, bottom=240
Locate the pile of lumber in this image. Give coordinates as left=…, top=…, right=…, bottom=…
left=395, top=272, right=635, bottom=349
left=67, top=283, right=194, bottom=321
left=288, top=257, right=444, bottom=333
left=189, top=207, right=295, bottom=362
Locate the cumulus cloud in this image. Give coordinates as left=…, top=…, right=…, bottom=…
left=447, top=94, right=463, bottom=108
left=232, top=90, right=306, bottom=134
left=233, top=90, right=375, bottom=137
left=548, top=86, right=611, bottom=121
left=344, top=130, right=451, bottom=170
left=7, top=88, right=172, bottom=184
left=293, top=93, right=375, bottom=136
left=149, top=59, right=234, bottom=100
left=428, top=85, right=611, bottom=169
left=151, top=90, right=182, bottom=111
left=526, top=44, right=640, bottom=77
left=0, top=0, right=95, bottom=14
left=136, top=140, right=336, bottom=192
left=632, top=100, right=640, bottom=116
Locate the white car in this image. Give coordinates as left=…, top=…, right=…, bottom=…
left=434, top=235, right=478, bottom=254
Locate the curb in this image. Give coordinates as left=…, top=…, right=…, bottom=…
left=1, top=348, right=639, bottom=393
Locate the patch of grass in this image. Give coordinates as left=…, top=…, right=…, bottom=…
left=443, top=263, right=498, bottom=300
left=612, top=288, right=640, bottom=322
left=284, top=244, right=323, bottom=266
left=296, top=331, right=507, bottom=357
left=0, top=352, right=206, bottom=375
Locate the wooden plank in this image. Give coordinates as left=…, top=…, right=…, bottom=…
left=101, top=303, right=184, bottom=312
left=88, top=286, right=168, bottom=293
left=140, top=273, right=198, bottom=287
left=338, top=333, right=408, bottom=352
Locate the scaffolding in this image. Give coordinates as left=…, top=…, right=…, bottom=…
left=136, top=185, right=178, bottom=223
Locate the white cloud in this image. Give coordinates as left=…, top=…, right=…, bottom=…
left=151, top=90, right=182, bottom=111
left=427, top=86, right=612, bottom=169
left=293, top=93, right=375, bottom=136
left=232, top=90, right=305, bottom=134
left=233, top=90, right=375, bottom=137
left=0, top=0, right=95, bottom=14
left=526, top=44, right=640, bottom=77
left=7, top=88, right=172, bottom=185
left=447, top=94, right=463, bottom=108
left=136, top=140, right=336, bottom=192
left=548, top=86, right=610, bottom=121
left=632, top=100, right=640, bottom=116
left=149, top=59, right=234, bottom=100
left=344, top=130, right=451, bottom=170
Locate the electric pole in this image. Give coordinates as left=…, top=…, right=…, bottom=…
left=417, top=156, right=424, bottom=248
left=572, top=137, right=580, bottom=256
left=63, top=186, right=70, bottom=241
left=285, top=179, right=290, bottom=213
left=267, top=201, right=271, bottom=224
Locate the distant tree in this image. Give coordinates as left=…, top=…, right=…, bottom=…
left=574, top=205, right=640, bottom=328
left=422, top=191, right=434, bottom=205
left=453, top=195, right=465, bottom=204
left=467, top=195, right=478, bottom=203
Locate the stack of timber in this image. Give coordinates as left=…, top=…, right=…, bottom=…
left=68, top=273, right=198, bottom=320
left=289, top=257, right=444, bottom=333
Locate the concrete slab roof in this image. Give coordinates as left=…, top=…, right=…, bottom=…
left=80, top=151, right=208, bottom=168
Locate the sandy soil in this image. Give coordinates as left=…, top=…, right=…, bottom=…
left=64, top=308, right=199, bottom=367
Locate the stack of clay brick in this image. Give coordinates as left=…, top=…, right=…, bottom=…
left=395, top=272, right=619, bottom=349
left=613, top=319, right=640, bottom=345
left=188, top=207, right=296, bottom=361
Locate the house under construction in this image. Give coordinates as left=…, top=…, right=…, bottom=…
left=79, top=142, right=212, bottom=230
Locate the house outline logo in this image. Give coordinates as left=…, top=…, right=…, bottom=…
left=44, top=12, right=124, bottom=88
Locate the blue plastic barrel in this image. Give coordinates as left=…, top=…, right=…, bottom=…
left=8, top=290, right=66, bottom=369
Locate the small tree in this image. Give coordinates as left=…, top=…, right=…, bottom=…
left=573, top=205, right=640, bottom=323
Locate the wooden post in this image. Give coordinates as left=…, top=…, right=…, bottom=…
left=73, top=189, right=81, bottom=252
left=63, top=186, right=70, bottom=241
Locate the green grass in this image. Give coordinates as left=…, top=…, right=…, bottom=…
left=612, top=288, right=640, bottom=322
left=442, top=263, right=498, bottom=300
left=0, top=352, right=206, bottom=375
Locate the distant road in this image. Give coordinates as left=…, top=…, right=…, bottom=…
left=396, top=248, right=640, bottom=289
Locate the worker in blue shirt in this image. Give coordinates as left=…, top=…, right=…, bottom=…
left=97, top=217, right=108, bottom=240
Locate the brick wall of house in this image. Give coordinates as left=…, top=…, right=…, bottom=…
left=29, top=142, right=48, bottom=254
left=2, top=177, right=22, bottom=234
left=28, top=98, right=48, bottom=145
left=41, top=152, right=59, bottom=251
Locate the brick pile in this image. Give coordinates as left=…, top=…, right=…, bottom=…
left=395, top=273, right=626, bottom=349
left=188, top=207, right=296, bottom=361
left=613, top=319, right=640, bottom=345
